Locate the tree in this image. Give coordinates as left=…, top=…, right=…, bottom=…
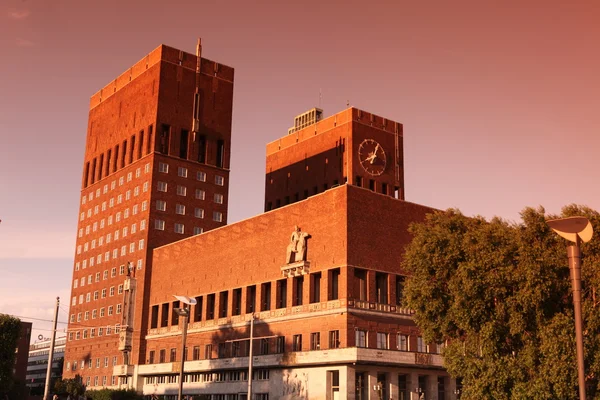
left=0, top=314, right=22, bottom=396
left=402, top=205, right=600, bottom=400
left=54, top=374, right=86, bottom=398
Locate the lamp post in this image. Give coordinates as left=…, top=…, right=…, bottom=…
left=547, top=216, right=594, bottom=400
left=173, top=295, right=197, bottom=400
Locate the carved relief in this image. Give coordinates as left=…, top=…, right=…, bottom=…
left=286, top=226, right=310, bottom=264
left=281, top=370, right=309, bottom=400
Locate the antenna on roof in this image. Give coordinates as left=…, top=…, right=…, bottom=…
left=319, top=89, right=322, bottom=108
left=346, top=100, right=350, bottom=107
left=192, top=38, right=202, bottom=141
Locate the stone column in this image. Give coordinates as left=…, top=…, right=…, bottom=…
left=408, top=372, right=419, bottom=400
left=368, top=370, right=379, bottom=400
left=426, top=374, right=438, bottom=400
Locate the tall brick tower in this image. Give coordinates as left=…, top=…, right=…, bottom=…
left=64, top=41, right=234, bottom=388
left=264, top=107, right=404, bottom=211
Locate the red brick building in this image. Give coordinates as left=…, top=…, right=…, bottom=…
left=63, top=41, right=234, bottom=388
left=64, top=41, right=458, bottom=400
left=13, top=321, right=32, bottom=384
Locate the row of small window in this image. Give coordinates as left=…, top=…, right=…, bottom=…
left=158, top=163, right=225, bottom=187
left=82, top=164, right=151, bottom=205
left=67, top=355, right=119, bottom=371
left=81, top=184, right=149, bottom=221
left=67, top=323, right=121, bottom=342
left=76, top=240, right=145, bottom=260
left=71, top=284, right=123, bottom=305
left=79, top=202, right=148, bottom=233
left=71, top=286, right=123, bottom=310
left=78, top=221, right=146, bottom=253
left=154, top=220, right=216, bottom=234
left=150, top=270, right=341, bottom=329
left=155, top=182, right=224, bottom=202
left=75, top=257, right=142, bottom=273
left=355, top=330, right=441, bottom=354
left=144, top=370, right=268, bottom=385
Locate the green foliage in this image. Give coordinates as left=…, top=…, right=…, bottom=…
left=403, top=205, right=600, bottom=399
left=85, top=388, right=143, bottom=400
left=0, top=314, right=22, bottom=395
left=54, top=374, right=86, bottom=397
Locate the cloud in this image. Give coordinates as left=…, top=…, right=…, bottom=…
left=15, top=37, right=34, bottom=47
left=8, top=9, right=30, bottom=19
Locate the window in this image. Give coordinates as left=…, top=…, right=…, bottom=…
left=261, top=282, right=271, bottom=311
left=259, top=338, right=269, bottom=355
left=110, top=286, right=115, bottom=297
left=215, top=175, right=225, bottom=186
left=149, top=350, right=155, bottom=364
left=159, top=162, right=169, bottom=173
left=176, top=185, right=187, bottom=196
left=396, top=275, right=406, bottom=306
left=101, top=289, right=106, bottom=298
left=155, top=220, right=165, bottom=230
left=390, top=332, right=406, bottom=351
left=142, top=200, right=148, bottom=211
left=111, top=267, right=117, bottom=277
left=355, top=330, right=367, bottom=348
left=195, top=189, right=205, bottom=200
left=329, top=268, right=340, bottom=300
left=214, top=193, right=224, bottom=204
left=310, top=272, right=321, bottom=303
left=178, top=167, right=188, bottom=177
left=157, top=181, right=167, bottom=192
left=175, top=204, right=185, bottom=215
left=193, top=227, right=203, bottom=235
left=108, top=306, right=113, bottom=316
left=117, top=304, right=122, bottom=314
left=159, top=350, right=166, bottom=363
left=329, top=330, right=340, bottom=349
left=377, top=332, right=388, bottom=349
left=205, top=344, right=213, bottom=359
left=100, top=308, right=105, bottom=317
left=194, top=208, right=204, bottom=218
left=417, top=336, right=428, bottom=353
left=156, top=200, right=166, bottom=211
left=213, top=211, right=223, bottom=222
left=196, top=171, right=206, bottom=181
left=310, top=332, right=320, bottom=350
left=292, top=335, right=302, bottom=351
left=175, top=223, right=185, bottom=234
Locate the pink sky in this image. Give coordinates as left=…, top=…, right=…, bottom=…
left=1, top=0, right=599, bottom=338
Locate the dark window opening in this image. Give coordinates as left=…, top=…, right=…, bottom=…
left=147, top=125, right=154, bottom=154
left=113, top=145, right=119, bottom=173
left=329, top=268, right=340, bottom=300
left=381, top=182, right=388, bottom=195
left=129, top=135, right=135, bottom=164
left=232, top=288, right=242, bottom=316
left=138, top=130, right=144, bottom=158
left=160, top=124, right=170, bottom=154
left=90, top=158, right=96, bottom=185
left=170, top=348, right=176, bottom=362
left=276, top=336, right=285, bottom=353
left=159, top=349, right=166, bottom=363
left=206, top=294, right=215, bottom=320
left=284, top=195, right=290, bottom=205
left=193, top=346, right=200, bottom=361
left=219, top=291, right=228, bottom=318
left=396, top=275, right=406, bottom=306
left=276, top=279, right=287, bottom=309
left=83, top=162, right=90, bottom=188
left=198, top=135, right=206, bottom=163
left=148, top=350, right=155, bottom=364
left=275, top=199, right=281, bottom=208
left=98, top=154, right=104, bottom=181
left=106, top=150, right=112, bottom=177
left=310, top=272, right=321, bottom=303
left=216, top=139, right=224, bottom=168
left=355, top=269, right=367, bottom=301
left=180, top=130, right=189, bottom=159
left=246, top=285, right=256, bottom=314
left=266, top=202, right=272, bottom=211
left=293, top=276, right=304, bottom=306
left=303, top=189, right=309, bottom=199
left=194, top=296, right=203, bottom=322
left=150, top=305, right=159, bottom=329
left=160, top=303, right=169, bottom=327
left=171, top=301, right=180, bottom=325
left=369, top=179, right=375, bottom=191
left=259, top=338, right=269, bottom=355
left=121, top=140, right=127, bottom=168
left=205, top=344, right=213, bottom=359
left=355, top=176, right=363, bottom=187
left=376, top=272, right=388, bottom=303
left=394, top=186, right=401, bottom=199
left=261, top=282, right=271, bottom=311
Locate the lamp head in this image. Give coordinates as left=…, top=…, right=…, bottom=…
left=547, top=216, right=593, bottom=243
left=173, top=295, right=197, bottom=306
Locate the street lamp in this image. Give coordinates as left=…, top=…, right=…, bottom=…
left=173, top=295, right=197, bottom=400
left=547, top=216, right=594, bottom=400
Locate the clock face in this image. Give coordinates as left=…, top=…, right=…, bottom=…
left=358, top=139, right=387, bottom=176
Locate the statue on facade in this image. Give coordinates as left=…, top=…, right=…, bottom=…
left=286, top=226, right=310, bottom=264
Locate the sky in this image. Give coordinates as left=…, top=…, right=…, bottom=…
left=1, top=0, right=599, bottom=340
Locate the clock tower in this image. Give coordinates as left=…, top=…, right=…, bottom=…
left=264, top=107, right=404, bottom=211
